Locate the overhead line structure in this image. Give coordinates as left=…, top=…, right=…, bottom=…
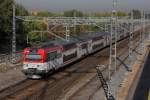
left=30, top=30, right=67, bottom=41
left=15, top=16, right=150, bottom=43
left=16, top=16, right=113, bottom=42
left=16, top=16, right=150, bottom=24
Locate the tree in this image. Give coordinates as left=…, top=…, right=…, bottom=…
left=0, top=0, right=29, bottom=51
left=63, top=9, right=84, bottom=17
left=16, top=4, right=28, bottom=16
left=117, top=11, right=127, bottom=17
left=129, top=9, right=141, bottom=19
left=36, top=11, right=54, bottom=17
left=0, top=0, right=13, bottom=44
left=15, top=4, right=29, bottom=49
left=31, top=11, right=63, bottom=17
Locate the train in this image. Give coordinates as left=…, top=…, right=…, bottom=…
left=22, top=28, right=138, bottom=79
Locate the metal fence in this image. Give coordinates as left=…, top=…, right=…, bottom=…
left=0, top=53, right=23, bottom=64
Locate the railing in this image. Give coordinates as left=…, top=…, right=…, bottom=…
left=0, top=52, right=23, bottom=64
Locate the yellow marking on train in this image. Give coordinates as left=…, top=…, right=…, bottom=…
left=148, top=89, right=150, bottom=100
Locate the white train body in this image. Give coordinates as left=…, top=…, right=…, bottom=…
left=22, top=32, right=129, bottom=79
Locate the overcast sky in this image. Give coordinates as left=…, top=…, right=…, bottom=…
left=15, top=0, right=150, bottom=12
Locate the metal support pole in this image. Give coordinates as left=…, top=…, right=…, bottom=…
left=108, top=21, right=113, bottom=99
left=65, top=25, right=70, bottom=42
left=149, top=24, right=150, bottom=41
left=128, top=11, right=134, bottom=71
left=108, top=0, right=117, bottom=99
left=27, top=35, right=29, bottom=44
left=41, top=32, right=43, bottom=41
left=148, top=12, right=150, bottom=40
left=141, top=11, right=145, bottom=52
left=46, top=18, right=49, bottom=31
left=139, top=11, right=143, bottom=53
left=105, top=23, right=108, bottom=32
left=12, top=2, right=16, bottom=62
left=74, top=11, right=76, bottom=34
left=143, top=11, right=146, bottom=48
left=145, top=11, right=149, bottom=40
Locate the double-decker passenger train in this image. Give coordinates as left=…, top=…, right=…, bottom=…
left=22, top=30, right=138, bottom=79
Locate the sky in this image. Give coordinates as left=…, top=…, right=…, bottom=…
left=15, top=0, right=150, bottom=12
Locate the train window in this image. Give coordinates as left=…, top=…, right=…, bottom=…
left=57, top=53, right=62, bottom=58
left=26, top=54, right=42, bottom=60
left=81, top=43, right=87, bottom=49
left=25, top=54, right=42, bottom=61
left=47, top=51, right=57, bottom=61
left=47, top=51, right=62, bottom=61
left=89, top=43, right=91, bottom=47
left=92, top=36, right=103, bottom=41
left=63, top=43, right=76, bottom=51
left=92, top=43, right=103, bottom=50
left=63, top=51, right=77, bottom=62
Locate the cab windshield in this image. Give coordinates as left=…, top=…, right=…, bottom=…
left=25, top=54, right=42, bottom=62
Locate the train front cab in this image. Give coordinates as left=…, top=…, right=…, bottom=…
left=22, top=48, right=48, bottom=79
left=45, top=46, right=63, bottom=70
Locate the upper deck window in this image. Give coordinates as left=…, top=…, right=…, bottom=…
left=46, top=51, right=62, bottom=61
left=47, top=51, right=57, bottom=60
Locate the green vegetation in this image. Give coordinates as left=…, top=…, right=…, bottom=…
left=92, top=11, right=127, bottom=17
left=0, top=0, right=28, bottom=52
left=36, top=11, right=63, bottom=17
left=129, top=9, right=141, bottom=19
left=22, top=9, right=144, bottom=45
left=0, top=0, right=13, bottom=45
left=64, top=9, right=84, bottom=17
left=0, top=0, right=143, bottom=52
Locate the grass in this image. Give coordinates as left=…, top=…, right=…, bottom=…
left=0, top=62, right=23, bottom=73
left=0, top=63, right=9, bottom=72
left=148, top=89, right=150, bottom=100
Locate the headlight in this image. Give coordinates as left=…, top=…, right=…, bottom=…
left=23, top=64, right=28, bottom=67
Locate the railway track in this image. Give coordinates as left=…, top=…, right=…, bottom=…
left=61, top=34, right=142, bottom=100
left=0, top=32, right=143, bottom=100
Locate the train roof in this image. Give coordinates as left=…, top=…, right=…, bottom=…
left=71, top=32, right=110, bottom=42
left=35, top=32, right=110, bottom=49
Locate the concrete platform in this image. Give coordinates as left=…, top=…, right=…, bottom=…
left=132, top=50, right=150, bottom=100
left=117, top=41, right=150, bottom=100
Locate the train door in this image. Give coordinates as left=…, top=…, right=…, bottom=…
left=108, top=35, right=111, bottom=45
left=46, top=50, right=63, bottom=70
left=77, top=44, right=82, bottom=58
left=88, top=40, right=92, bottom=53
left=103, top=36, right=107, bottom=47
left=56, top=50, right=63, bottom=67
